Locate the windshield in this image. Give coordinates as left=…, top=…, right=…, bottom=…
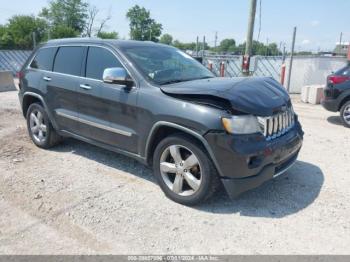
left=120, top=45, right=215, bottom=85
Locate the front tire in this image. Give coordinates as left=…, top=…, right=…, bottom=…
left=340, top=101, right=350, bottom=128
left=26, top=103, right=61, bottom=149
left=153, top=134, right=220, bottom=206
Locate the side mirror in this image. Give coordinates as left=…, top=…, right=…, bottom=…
left=103, top=67, right=133, bottom=88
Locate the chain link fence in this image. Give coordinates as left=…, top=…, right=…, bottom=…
left=0, top=50, right=32, bottom=75
left=202, top=54, right=348, bottom=93
left=203, top=55, right=244, bottom=77
left=203, top=55, right=284, bottom=81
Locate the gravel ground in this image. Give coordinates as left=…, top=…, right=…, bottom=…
left=0, top=91, right=349, bottom=255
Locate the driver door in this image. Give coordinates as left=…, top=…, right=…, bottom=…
left=76, top=46, right=139, bottom=153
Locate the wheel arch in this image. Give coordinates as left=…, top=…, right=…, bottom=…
left=22, top=93, right=44, bottom=118
left=22, top=92, right=58, bottom=129
left=339, top=94, right=350, bottom=111
left=145, top=121, right=224, bottom=177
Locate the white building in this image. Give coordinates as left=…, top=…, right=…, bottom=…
left=334, top=42, right=350, bottom=56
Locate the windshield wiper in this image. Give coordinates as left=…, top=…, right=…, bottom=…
left=159, top=79, right=188, bottom=85
left=195, top=76, right=215, bottom=80
left=159, top=76, right=214, bottom=85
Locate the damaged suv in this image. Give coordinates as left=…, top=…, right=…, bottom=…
left=18, top=39, right=303, bottom=205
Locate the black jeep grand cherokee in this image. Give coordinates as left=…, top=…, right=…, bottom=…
left=322, top=63, right=350, bottom=127
left=18, top=38, right=303, bottom=205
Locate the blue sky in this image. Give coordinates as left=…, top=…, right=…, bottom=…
left=0, top=0, right=349, bottom=51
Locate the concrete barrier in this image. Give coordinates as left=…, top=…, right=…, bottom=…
left=0, top=71, right=16, bottom=92
left=301, top=86, right=310, bottom=103
left=308, top=85, right=325, bottom=105
left=301, top=85, right=325, bottom=105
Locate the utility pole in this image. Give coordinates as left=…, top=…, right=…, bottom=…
left=47, top=28, right=51, bottom=41
left=286, top=27, right=297, bottom=93
left=32, top=32, right=36, bottom=49
left=245, top=0, right=257, bottom=56
left=279, top=42, right=282, bottom=56
left=201, top=36, right=206, bottom=62
left=243, top=0, right=257, bottom=76
left=266, top=37, right=269, bottom=56
left=214, top=31, right=218, bottom=49
left=202, top=36, right=206, bottom=56
left=196, top=36, right=199, bottom=57
left=338, top=32, right=343, bottom=55
left=339, top=32, right=343, bottom=46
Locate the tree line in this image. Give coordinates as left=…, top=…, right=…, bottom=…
left=161, top=36, right=282, bottom=56
left=0, top=0, right=119, bottom=49
left=0, top=0, right=282, bottom=56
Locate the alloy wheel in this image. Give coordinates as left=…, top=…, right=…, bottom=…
left=343, top=105, right=350, bottom=125
left=159, top=145, right=202, bottom=196
left=29, top=109, right=47, bottom=143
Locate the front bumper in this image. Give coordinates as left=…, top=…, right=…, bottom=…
left=220, top=150, right=299, bottom=198
left=205, top=121, right=303, bottom=198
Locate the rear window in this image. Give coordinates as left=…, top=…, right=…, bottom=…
left=53, top=47, right=85, bottom=76
left=335, top=65, right=350, bottom=76
left=86, top=47, right=123, bottom=80
left=30, top=47, right=57, bottom=71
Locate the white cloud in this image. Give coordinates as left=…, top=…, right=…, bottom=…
left=311, top=20, right=320, bottom=27
left=301, top=39, right=311, bottom=45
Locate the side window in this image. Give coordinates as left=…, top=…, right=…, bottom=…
left=30, top=47, right=57, bottom=71
left=53, top=47, right=85, bottom=76
left=86, top=47, right=123, bottom=80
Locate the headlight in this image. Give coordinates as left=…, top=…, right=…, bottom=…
left=222, top=115, right=262, bottom=135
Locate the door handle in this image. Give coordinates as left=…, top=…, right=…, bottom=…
left=80, top=84, right=92, bottom=90
left=43, top=76, right=51, bottom=81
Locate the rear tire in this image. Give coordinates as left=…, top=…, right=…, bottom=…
left=26, top=103, right=62, bottom=149
left=153, top=134, right=220, bottom=206
left=340, top=101, right=350, bottom=128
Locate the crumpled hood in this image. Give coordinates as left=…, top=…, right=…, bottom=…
left=161, top=77, right=291, bottom=116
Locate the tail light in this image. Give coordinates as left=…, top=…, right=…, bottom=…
left=16, top=71, right=24, bottom=90
left=328, top=75, right=350, bottom=85
left=16, top=71, right=24, bottom=79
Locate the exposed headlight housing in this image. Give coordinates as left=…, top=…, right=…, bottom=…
left=222, top=115, right=262, bottom=135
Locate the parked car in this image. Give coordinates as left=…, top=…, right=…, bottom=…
left=322, top=62, right=350, bottom=127
left=18, top=38, right=304, bottom=205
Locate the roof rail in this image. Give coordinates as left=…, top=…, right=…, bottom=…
left=47, top=37, right=101, bottom=43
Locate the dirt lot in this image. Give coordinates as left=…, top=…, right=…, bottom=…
left=0, top=90, right=349, bottom=255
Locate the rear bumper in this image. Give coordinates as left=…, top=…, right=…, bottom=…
left=205, top=120, right=303, bottom=198
left=321, top=98, right=338, bottom=112
left=18, top=92, right=24, bottom=110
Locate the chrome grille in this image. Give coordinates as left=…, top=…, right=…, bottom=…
left=258, top=107, right=295, bottom=140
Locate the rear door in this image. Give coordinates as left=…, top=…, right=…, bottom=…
left=45, top=46, right=86, bottom=134
left=76, top=46, right=139, bottom=153
left=28, top=47, right=58, bottom=97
